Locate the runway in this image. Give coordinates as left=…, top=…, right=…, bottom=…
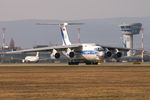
left=0, top=63, right=150, bottom=100
left=0, top=62, right=150, bottom=67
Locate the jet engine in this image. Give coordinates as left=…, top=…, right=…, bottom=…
left=113, top=49, right=122, bottom=58
left=69, top=52, right=75, bottom=58
left=105, top=49, right=112, bottom=58
left=114, top=52, right=122, bottom=58
left=66, top=48, right=75, bottom=58
left=51, top=49, right=60, bottom=59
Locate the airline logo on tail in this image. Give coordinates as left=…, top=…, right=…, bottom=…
left=36, top=22, right=83, bottom=46
left=60, top=26, right=71, bottom=46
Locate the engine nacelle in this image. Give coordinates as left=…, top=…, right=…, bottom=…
left=105, top=50, right=112, bottom=58
left=69, top=52, right=75, bottom=58
left=66, top=48, right=75, bottom=59
left=51, top=52, right=60, bottom=59
left=114, top=52, right=122, bottom=58
left=51, top=49, right=60, bottom=60
left=113, top=49, right=122, bottom=58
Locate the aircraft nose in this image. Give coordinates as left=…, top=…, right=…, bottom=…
left=98, top=51, right=105, bottom=57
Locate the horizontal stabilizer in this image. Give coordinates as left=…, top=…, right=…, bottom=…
left=36, top=22, right=84, bottom=26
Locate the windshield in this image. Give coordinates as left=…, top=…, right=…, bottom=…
left=95, top=47, right=104, bottom=51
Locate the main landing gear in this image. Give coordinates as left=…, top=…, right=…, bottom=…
left=85, top=61, right=98, bottom=65
left=68, top=61, right=100, bottom=65
left=68, top=62, right=79, bottom=65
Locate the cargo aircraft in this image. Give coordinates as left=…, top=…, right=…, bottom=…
left=22, top=52, right=39, bottom=63
left=6, top=22, right=130, bottom=65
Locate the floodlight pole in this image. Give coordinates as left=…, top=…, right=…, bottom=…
left=2, top=28, right=6, bottom=55
left=78, top=28, right=80, bottom=43
left=141, top=28, right=144, bottom=64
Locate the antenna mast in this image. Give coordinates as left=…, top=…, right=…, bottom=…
left=2, top=28, right=6, bottom=55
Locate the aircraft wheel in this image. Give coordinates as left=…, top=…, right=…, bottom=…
left=68, top=62, right=79, bottom=65
left=85, top=61, right=98, bottom=65
left=85, top=61, right=92, bottom=65
left=93, top=62, right=98, bottom=65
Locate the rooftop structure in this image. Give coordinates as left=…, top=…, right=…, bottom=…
left=120, top=23, right=142, bottom=56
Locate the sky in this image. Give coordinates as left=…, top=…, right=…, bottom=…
left=0, top=0, right=150, bottom=51
left=0, top=0, right=150, bottom=21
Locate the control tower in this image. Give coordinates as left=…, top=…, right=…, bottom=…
left=120, top=23, right=142, bottom=56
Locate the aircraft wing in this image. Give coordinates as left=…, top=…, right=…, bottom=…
left=6, top=44, right=82, bottom=54
left=99, top=45, right=133, bottom=51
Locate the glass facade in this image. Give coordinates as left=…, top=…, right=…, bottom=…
left=120, top=23, right=142, bottom=35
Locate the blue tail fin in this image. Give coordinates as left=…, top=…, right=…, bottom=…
left=60, top=26, right=71, bottom=45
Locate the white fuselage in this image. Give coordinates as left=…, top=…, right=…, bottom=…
left=81, top=43, right=105, bottom=61
left=64, top=43, right=105, bottom=62
left=23, top=56, right=39, bottom=63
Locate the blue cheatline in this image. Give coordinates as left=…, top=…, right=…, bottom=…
left=80, top=50, right=99, bottom=55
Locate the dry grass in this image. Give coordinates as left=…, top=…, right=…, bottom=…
left=0, top=63, right=150, bottom=100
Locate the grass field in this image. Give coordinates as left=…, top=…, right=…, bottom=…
left=0, top=63, right=150, bottom=100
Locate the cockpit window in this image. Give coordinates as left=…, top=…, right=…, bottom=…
left=95, top=48, right=104, bottom=51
